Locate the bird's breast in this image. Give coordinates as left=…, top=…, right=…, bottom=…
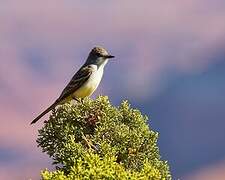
left=73, top=68, right=104, bottom=98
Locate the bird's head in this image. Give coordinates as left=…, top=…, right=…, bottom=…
left=86, top=46, right=114, bottom=67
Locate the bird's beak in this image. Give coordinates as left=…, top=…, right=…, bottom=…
left=105, top=55, right=115, bottom=59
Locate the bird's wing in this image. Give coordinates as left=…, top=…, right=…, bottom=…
left=57, top=65, right=93, bottom=101
left=31, top=65, right=93, bottom=124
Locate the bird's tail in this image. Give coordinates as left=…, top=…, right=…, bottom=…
left=30, top=101, right=59, bottom=125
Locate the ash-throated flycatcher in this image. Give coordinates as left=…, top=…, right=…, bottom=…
left=31, top=46, right=114, bottom=124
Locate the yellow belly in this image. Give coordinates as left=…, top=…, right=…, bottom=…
left=73, top=84, right=97, bottom=98
left=72, top=68, right=103, bottom=98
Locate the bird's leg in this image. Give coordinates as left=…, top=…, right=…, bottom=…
left=72, top=96, right=80, bottom=103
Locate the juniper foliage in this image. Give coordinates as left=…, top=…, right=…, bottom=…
left=37, top=96, right=171, bottom=179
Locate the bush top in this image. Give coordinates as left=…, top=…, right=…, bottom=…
left=37, top=96, right=171, bottom=180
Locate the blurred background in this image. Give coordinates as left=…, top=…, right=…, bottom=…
left=1, top=0, right=225, bottom=179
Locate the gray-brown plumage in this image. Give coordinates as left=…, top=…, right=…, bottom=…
left=31, top=46, right=114, bottom=124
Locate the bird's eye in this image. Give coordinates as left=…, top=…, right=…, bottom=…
left=96, top=52, right=101, bottom=57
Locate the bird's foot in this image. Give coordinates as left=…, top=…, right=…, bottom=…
left=72, top=96, right=80, bottom=102
left=72, top=97, right=84, bottom=104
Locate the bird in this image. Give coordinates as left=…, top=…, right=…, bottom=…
left=30, top=46, right=114, bottom=124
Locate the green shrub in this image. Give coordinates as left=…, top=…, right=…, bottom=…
left=37, top=96, right=171, bottom=179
